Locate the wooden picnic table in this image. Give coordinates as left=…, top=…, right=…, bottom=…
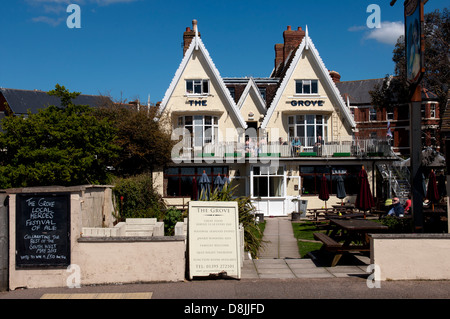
left=313, top=218, right=388, bottom=266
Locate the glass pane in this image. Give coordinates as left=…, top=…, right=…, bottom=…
left=167, top=177, right=179, bottom=196
left=165, top=167, right=179, bottom=175
left=306, top=115, right=314, bottom=124
left=178, top=117, right=184, bottom=126
left=185, top=116, right=192, bottom=125
left=180, top=176, right=193, bottom=196
left=288, top=116, right=294, bottom=125
left=296, top=81, right=302, bottom=94
left=296, top=115, right=303, bottom=123
left=203, top=80, right=209, bottom=94
left=253, top=176, right=268, bottom=197
left=269, top=177, right=284, bottom=197
left=186, top=81, right=193, bottom=94
left=316, top=115, right=322, bottom=124
left=289, top=126, right=294, bottom=139
left=205, top=126, right=212, bottom=143
left=302, top=175, right=315, bottom=195
left=303, top=81, right=311, bottom=94
left=253, top=166, right=261, bottom=175
left=300, top=166, right=314, bottom=174
left=194, top=80, right=202, bottom=94
left=180, top=167, right=195, bottom=175
left=311, top=80, right=318, bottom=94
left=205, top=116, right=212, bottom=125
left=197, top=167, right=212, bottom=175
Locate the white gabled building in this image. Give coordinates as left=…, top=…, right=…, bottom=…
left=156, top=21, right=395, bottom=216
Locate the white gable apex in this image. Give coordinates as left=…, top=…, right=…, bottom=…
left=261, top=28, right=356, bottom=129
left=160, top=35, right=247, bottom=129
left=237, top=78, right=266, bottom=114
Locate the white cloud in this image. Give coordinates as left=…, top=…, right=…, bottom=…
left=365, top=21, right=404, bottom=45
left=27, top=0, right=139, bottom=26
left=348, top=21, right=404, bottom=45
left=31, top=15, right=65, bottom=26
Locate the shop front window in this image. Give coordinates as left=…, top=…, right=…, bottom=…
left=164, top=166, right=228, bottom=197
left=300, top=165, right=361, bottom=196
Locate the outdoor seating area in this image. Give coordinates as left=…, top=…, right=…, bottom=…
left=313, top=219, right=388, bottom=267
left=175, top=137, right=393, bottom=159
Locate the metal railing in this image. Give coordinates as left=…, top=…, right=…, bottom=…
left=173, top=136, right=394, bottom=159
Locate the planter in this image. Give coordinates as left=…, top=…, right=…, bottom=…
left=291, top=212, right=300, bottom=221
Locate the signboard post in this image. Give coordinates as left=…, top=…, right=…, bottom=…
left=15, top=193, right=71, bottom=268
left=188, top=201, right=241, bottom=279
left=405, top=0, right=425, bottom=232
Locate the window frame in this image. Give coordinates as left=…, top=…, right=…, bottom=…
left=186, top=79, right=210, bottom=95
left=295, top=80, right=319, bottom=95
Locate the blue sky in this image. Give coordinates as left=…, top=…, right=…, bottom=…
left=0, top=0, right=447, bottom=104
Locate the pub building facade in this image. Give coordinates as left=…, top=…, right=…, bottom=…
left=154, top=21, right=395, bottom=216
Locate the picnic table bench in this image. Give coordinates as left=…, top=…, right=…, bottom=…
left=313, top=218, right=388, bottom=266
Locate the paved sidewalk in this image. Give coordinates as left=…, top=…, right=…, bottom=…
left=241, top=216, right=371, bottom=279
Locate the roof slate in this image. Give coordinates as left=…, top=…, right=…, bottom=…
left=0, top=88, right=111, bottom=115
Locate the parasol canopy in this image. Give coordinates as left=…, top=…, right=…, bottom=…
left=198, top=171, right=211, bottom=200
left=355, top=166, right=375, bottom=217
left=319, top=174, right=330, bottom=208
left=336, top=175, right=347, bottom=205
left=426, top=170, right=439, bottom=209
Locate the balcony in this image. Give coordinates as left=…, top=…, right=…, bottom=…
left=172, top=137, right=394, bottom=161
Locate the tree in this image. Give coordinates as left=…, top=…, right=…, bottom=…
left=94, top=100, right=175, bottom=177
left=0, top=84, right=120, bottom=188
left=370, top=9, right=449, bottom=110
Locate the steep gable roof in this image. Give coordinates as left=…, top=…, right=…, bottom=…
left=261, top=27, right=356, bottom=129
left=160, top=31, right=247, bottom=129
left=237, top=77, right=267, bottom=115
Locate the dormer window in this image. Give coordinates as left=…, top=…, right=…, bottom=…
left=296, top=80, right=318, bottom=95
left=186, top=79, right=209, bottom=95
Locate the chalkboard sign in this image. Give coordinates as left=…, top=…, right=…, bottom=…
left=16, top=193, right=70, bottom=269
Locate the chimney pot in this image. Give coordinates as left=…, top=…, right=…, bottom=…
left=298, top=27, right=302, bottom=31
left=193, top=19, right=198, bottom=32
left=287, top=25, right=291, bottom=31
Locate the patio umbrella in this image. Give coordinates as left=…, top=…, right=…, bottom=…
left=355, top=166, right=375, bottom=218
left=222, top=175, right=231, bottom=190
left=336, top=175, right=347, bottom=205
left=192, top=176, right=198, bottom=200
left=214, top=174, right=224, bottom=192
left=426, top=169, right=439, bottom=211
left=319, top=174, right=330, bottom=209
left=198, top=171, right=211, bottom=200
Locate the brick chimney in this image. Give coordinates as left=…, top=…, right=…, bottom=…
left=329, top=70, right=341, bottom=83
left=183, top=20, right=201, bottom=56
left=274, top=26, right=305, bottom=74
left=283, top=26, right=305, bottom=62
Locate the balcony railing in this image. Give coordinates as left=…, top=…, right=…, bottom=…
left=173, top=136, right=394, bottom=160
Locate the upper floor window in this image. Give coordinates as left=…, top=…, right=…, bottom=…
left=186, top=79, right=209, bottom=95
left=430, top=103, right=436, bottom=118
left=258, top=87, right=267, bottom=101
left=295, top=80, right=318, bottom=95
left=369, top=107, right=377, bottom=121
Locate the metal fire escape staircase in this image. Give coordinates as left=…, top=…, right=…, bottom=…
left=377, top=162, right=411, bottom=201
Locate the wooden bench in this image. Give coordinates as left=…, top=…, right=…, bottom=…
left=313, top=232, right=369, bottom=266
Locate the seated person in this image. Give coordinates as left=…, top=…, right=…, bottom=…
left=292, top=136, right=302, bottom=154
left=291, top=137, right=302, bottom=155
left=387, top=197, right=404, bottom=217
left=404, top=194, right=411, bottom=213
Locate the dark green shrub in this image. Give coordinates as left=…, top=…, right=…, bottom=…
left=164, top=208, right=185, bottom=236
left=113, top=174, right=166, bottom=221
left=379, top=216, right=413, bottom=233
